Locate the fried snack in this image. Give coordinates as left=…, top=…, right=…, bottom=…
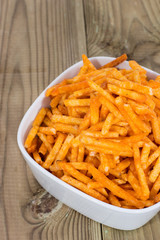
left=24, top=54, right=160, bottom=209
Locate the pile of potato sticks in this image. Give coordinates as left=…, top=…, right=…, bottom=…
left=25, top=54, right=160, bottom=209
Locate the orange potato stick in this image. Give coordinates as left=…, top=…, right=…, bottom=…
left=144, top=137, right=158, bottom=151
left=70, top=147, right=78, bottom=162
left=110, top=125, right=128, bottom=136
left=152, top=96, right=160, bottom=109
left=32, top=108, right=47, bottom=127
left=115, top=97, right=140, bottom=134
left=24, top=126, right=39, bottom=148
left=108, top=84, right=146, bottom=103
left=58, top=105, right=68, bottom=115
left=72, top=87, right=93, bottom=98
left=99, top=153, right=110, bottom=174
left=69, top=162, right=90, bottom=170
left=74, top=106, right=89, bottom=114
left=45, top=80, right=67, bottom=97
left=150, top=175, right=160, bottom=199
left=82, top=54, right=96, bottom=72
left=43, top=116, right=55, bottom=127
left=52, top=123, right=78, bottom=135
left=133, top=145, right=150, bottom=200
left=108, top=192, right=121, bottom=207
left=99, top=96, right=123, bottom=120
left=82, top=130, right=119, bottom=138
left=99, top=54, right=127, bottom=69
left=39, top=143, right=47, bottom=155
left=123, top=104, right=151, bottom=134
left=58, top=162, right=92, bottom=184
left=127, top=170, right=142, bottom=199
left=145, top=147, right=160, bottom=169
left=87, top=182, right=104, bottom=189
left=145, top=95, right=155, bottom=110
left=89, top=122, right=104, bottom=131
left=128, top=100, right=155, bottom=117
left=101, top=113, right=114, bottom=135
left=52, top=108, right=62, bottom=115
left=51, top=115, right=83, bottom=125
left=88, top=79, right=115, bottom=104
left=151, top=116, right=160, bottom=144
left=61, top=175, right=107, bottom=202
left=37, top=132, right=52, bottom=152
left=77, top=143, right=85, bottom=162
left=113, top=178, right=126, bottom=185
left=50, top=95, right=62, bottom=108
left=46, top=135, right=54, bottom=144
left=27, top=137, right=38, bottom=154
left=33, top=150, right=43, bottom=165
left=121, top=133, right=147, bottom=144
left=46, top=109, right=53, bottom=119
left=141, top=144, right=151, bottom=169
left=90, top=95, right=100, bottom=125
left=64, top=99, right=90, bottom=107
left=115, top=159, right=131, bottom=172
left=129, top=60, right=146, bottom=74
left=88, top=165, right=143, bottom=208
left=43, top=133, right=66, bottom=169
left=154, top=192, right=160, bottom=203
left=85, top=155, right=100, bottom=168
left=79, top=111, right=91, bottom=131
left=39, top=127, right=56, bottom=135
left=55, top=134, right=74, bottom=161
left=149, top=156, right=160, bottom=183
left=100, top=104, right=109, bottom=121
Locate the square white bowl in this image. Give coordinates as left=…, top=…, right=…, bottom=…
left=17, top=57, right=160, bottom=230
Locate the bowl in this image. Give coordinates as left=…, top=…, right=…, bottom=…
left=17, top=56, right=160, bottom=230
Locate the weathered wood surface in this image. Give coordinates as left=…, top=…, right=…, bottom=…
left=0, top=0, right=160, bottom=239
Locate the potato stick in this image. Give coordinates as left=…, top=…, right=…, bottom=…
left=27, top=137, right=38, bottom=154
left=101, top=113, right=114, bottom=135
left=127, top=170, right=143, bottom=199
left=86, top=145, right=133, bottom=157
left=88, top=79, right=115, bottom=104
left=37, top=132, right=52, bottom=152
left=24, top=126, right=39, bottom=148
left=46, top=108, right=53, bottom=119
left=43, top=116, right=55, bottom=127
left=110, top=125, right=128, bottom=136
left=46, top=80, right=67, bottom=97
left=132, top=70, right=141, bottom=83
left=80, top=135, right=132, bottom=153
left=52, top=123, right=78, bottom=135
left=152, top=96, right=160, bottom=109
left=95, top=188, right=108, bottom=197
left=52, top=108, right=62, bottom=115
left=99, top=54, right=127, bottom=69
left=106, top=77, right=152, bottom=95
left=115, top=97, right=140, bottom=134
left=51, top=115, right=83, bottom=125
left=61, top=175, right=107, bottom=202
left=108, top=84, right=146, bottom=103
left=115, top=159, right=131, bottom=172
left=100, top=104, right=109, bottom=121
left=129, top=60, right=146, bottom=74
left=58, top=105, right=68, bottom=115
left=70, top=147, right=78, bottom=162
left=109, top=168, right=121, bottom=178
left=145, top=95, right=155, bottom=110
left=121, top=133, right=147, bottom=144
left=85, top=155, right=100, bottom=168
left=149, top=156, right=160, bottom=183
left=90, top=95, right=100, bottom=125
left=71, top=135, right=81, bottom=148
left=154, top=192, right=160, bottom=203
left=82, top=130, right=119, bottom=138
left=43, top=133, right=66, bottom=169
left=89, top=122, right=104, bottom=131
left=58, top=162, right=92, bottom=184
left=133, top=145, right=150, bottom=200
left=32, top=108, right=47, bottom=127
left=109, top=192, right=121, bottom=207
left=76, top=144, right=84, bottom=162
left=141, top=144, right=151, bottom=169
left=55, top=134, right=74, bottom=161
left=123, top=104, right=151, bottom=134
left=33, top=150, right=43, bottom=165
left=69, top=162, right=90, bottom=170
left=82, top=54, right=96, bottom=71
left=50, top=95, right=61, bottom=108
left=74, top=107, right=89, bottom=114
left=144, top=137, right=158, bottom=151
left=99, top=96, right=123, bottom=120
left=39, top=127, right=56, bottom=135
left=87, top=182, right=104, bottom=189
left=46, top=135, right=54, bottom=144
left=128, top=99, right=155, bottom=117
left=150, top=175, right=160, bottom=199
left=88, top=165, right=143, bottom=208
left=79, top=111, right=91, bottom=131
left=113, top=178, right=126, bottom=185
left=151, top=116, right=160, bottom=144
left=64, top=99, right=90, bottom=107
left=99, top=153, right=110, bottom=174
left=39, top=142, right=47, bottom=155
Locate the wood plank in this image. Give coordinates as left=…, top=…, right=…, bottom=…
left=83, top=0, right=160, bottom=239
left=0, top=0, right=102, bottom=239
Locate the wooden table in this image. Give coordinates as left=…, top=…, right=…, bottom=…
left=1, top=0, right=160, bottom=239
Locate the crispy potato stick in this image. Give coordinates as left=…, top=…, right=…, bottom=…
left=55, top=134, right=74, bottom=161
left=128, top=100, right=155, bottom=117
left=99, top=96, right=123, bottom=120
left=123, top=104, right=151, bottom=134
left=52, top=123, right=78, bottom=135
left=70, top=147, right=78, bottom=162
left=43, top=133, right=66, bottom=169
left=82, top=54, right=96, bottom=72
left=99, top=54, right=127, bottom=69
left=88, top=165, right=143, bottom=208
left=129, top=60, right=146, bottom=74
left=145, top=95, right=155, bottom=110
left=108, top=84, right=146, bottom=103
left=99, top=153, right=110, bottom=174
left=61, top=175, right=107, bottom=202
left=90, top=95, right=100, bottom=125
left=110, top=125, right=128, bottom=136
left=150, top=175, right=160, bottom=199
left=133, top=145, right=150, bottom=200
left=144, top=137, right=158, bottom=151
left=149, top=156, right=160, bottom=183
left=145, top=147, right=160, bottom=169
left=33, top=150, right=43, bottom=165
left=121, top=133, right=147, bottom=144
left=39, top=127, right=56, bottom=135
left=88, top=79, right=115, bottom=104
left=24, top=126, right=39, bottom=148
left=151, top=116, right=160, bottom=144
left=127, top=170, right=142, bottom=199
left=27, top=137, right=38, bottom=154
left=46, top=80, right=67, bottom=97
left=51, top=115, right=83, bottom=125
left=69, top=162, right=90, bottom=170
left=50, top=95, right=62, bottom=108
left=64, top=99, right=90, bottom=107
left=102, top=113, right=114, bottom=135
left=74, top=106, right=89, bottom=114
left=152, top=96, right=160, bottom=109
left=109, top=192, right=121, bottom=207
left=141, top=144, right=151, bottom=169
left=87, top=182, right=104, bottom=189
left=100, top=104, right=109, bottom=121
left=52, top=108, right=62, bottom=115
left=79, top=111, right=91, bottom=131
left=32, top=108, right=47, bottom=127
left=77, top=143, right=85, bottom=162
left=115, top=159, right=131, bottom=172
left=37, top=132, right=52, bottom=152
left=115, top=97, right=140, bottom=134
left=46, top=135, right=54, bottom=144
left=82, top=130, right=119, bottom=138
left=43, top=117, right=55, bottom=127
left=39, top=143, right=47, bottom=155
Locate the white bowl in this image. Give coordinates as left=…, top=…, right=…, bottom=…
left=17, top=57, right=160, bottom=230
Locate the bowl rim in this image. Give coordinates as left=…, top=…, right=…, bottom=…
left=17, top=56, right=160, bottom=214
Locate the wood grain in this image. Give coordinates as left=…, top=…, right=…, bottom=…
left=1, top=0, right=160, bottom=239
